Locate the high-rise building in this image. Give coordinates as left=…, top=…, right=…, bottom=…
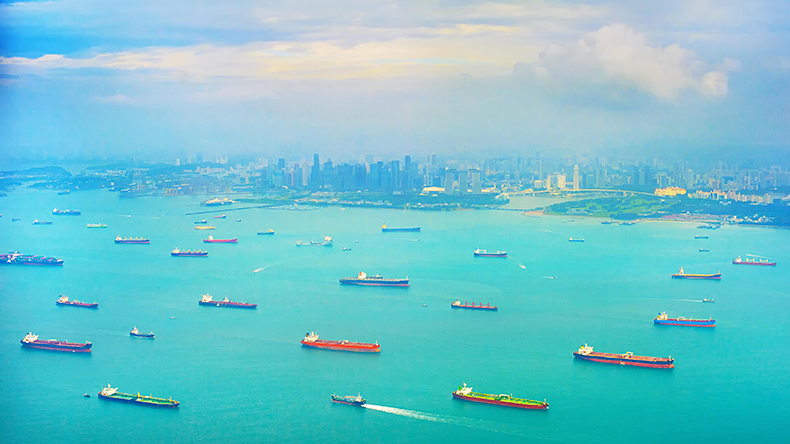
left=458, top=170, right=468, bottom=194
left=278, top=158, right=285, bottom=171
left=470, top=169, right=482, bottom=194
left=390, top=160, right=400, bottom=191
left=444, top=169, right=455, bottom=195
left=310, top=154, right=320, bottom=188
left=573, top=165, right=580, bottom=190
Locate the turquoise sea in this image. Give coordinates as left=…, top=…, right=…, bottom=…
left=1, top=189, right=789, bottom=443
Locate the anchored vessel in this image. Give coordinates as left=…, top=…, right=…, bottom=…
left=732, top=256, right=776, bottom=266
left=194, top=225, right=216, bottom=230
left=56, top=295, right=98, bottom=308
left=452, top=383, right=548, bottom=410
left=115, top=236, right=150, bottom=244
left=1, top=251, right=64, bottom=265
left=331, top=394, right=366, bottom=406
left=171, top=248, right=208, bottom=257
left=451, top=300, right=497, bottom=311
left=203, top=236, right=238, bottom=243
left=671, top=267, right=721, bottom=280
left=20, top=332, right=91, bottom=353
left=654, top=312, right=715, bottom=327
left=52, top=208, right=81, bottom=215
left=695, top=236, right=709, bottom=239
left=201, top=198, right=234, bottom=206
left=473, top=249, right=507, bottom=258
left=194, top=220, right=208, bottom=224
left=339, top=271, right=409, bottom=287
left=301, top=332, right=380, bottom=353
left=569, top=238, right=585, bottom=242
left=98, top=384, right=179, bottom=408
left=257, top=229, right=275, bottom=235
left=381, top=224, right=421, bottom=232
left=199, top=293, right=256, bottom=308
left=214, top=214, right=227, bottom=219
left=32, top=219, right=53, bottom=225
left=702, top=298, right=714, bottom=303
left=130, top=327, right=155, bottom=339
left=87, top=223, right=107, bottom=228
left=573, top=344, right=674, bottom=369
left=296, top=236, right=333, bottom=246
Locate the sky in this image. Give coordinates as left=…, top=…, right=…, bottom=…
left=1, top=0, right=789, bottom=162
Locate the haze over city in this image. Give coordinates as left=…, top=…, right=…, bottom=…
left=2, top=0, right=789, bottom=161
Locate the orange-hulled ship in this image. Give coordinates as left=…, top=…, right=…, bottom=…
left=300, top=332, right=380, bottom=353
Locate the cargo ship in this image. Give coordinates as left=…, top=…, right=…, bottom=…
left=452, top=383, right=548, bottom=410
left=569, top=238, right=585, bottom=242
left=671, top=267, right=721, bottom=280
left=473, top=249, right=507, bottom=258
left=20, top=332, right=91, bottom=353
left=331, top=394, right=366, bottom=406
left=451, top=300, right=497, bottom=311
left=87, top=223, right=107, bottom=228
left=301, top=332, right=380, bottom=353
left=339, top=271, right=409, bottom=287
left=115, top=236, right=150, bottom=244
left=130, top=327, right=154, bottom=338
left=573, top=344, right=674, bottom=369
left=1, top=251, right=64, bottom=265
left=171, top=248, right=208, bottom=257
left=695, top=236, right=709, bottom=239
left=203, top=236, right=238, bottom=243
left=296, top=236, right=333, bottom=246
left=654, top=312, right=715, bottom=327
left=214, top=214, right=226, bottom=219
left=382, top=224, right=421, bottom=232
left=257, top=229, right=275, bottom=235
left=199, top=293, right=256, bottom=308
left=98, top=384, right=179, bottom=408
left=56, top=295, right=98, bottom=308
left=52, top=208, right=81, bottom=215
left=194, top=219, right=208, bottom=224
left=600, top=221, right=613, bottom=225
left=194, top=225, right=216, bottom=230
left=32, top=219, right=53, bottom=225
left=699, top=248, right=709, bottom=252
left=201, top=198, right=234, bottom=206
left=697, top=224, right=720, bottom=230
left=732, top=256, right=776, bottom=266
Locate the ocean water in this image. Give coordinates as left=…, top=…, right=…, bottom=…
left=1, top=188, right=789, bottom=443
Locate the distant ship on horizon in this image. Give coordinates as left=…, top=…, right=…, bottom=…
left=382, top=224, right=421, bottom=232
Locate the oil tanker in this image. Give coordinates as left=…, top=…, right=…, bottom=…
left=98, top=384, right=179, bottom=408
left=671, top=267, right=721, bottom=280
left=382, top=224, right=421, bottom=232
left=171, top=248, right=208, bottom=257
left=56, top=295, right=98, bottom=308
left=451, top=300, right=497, bottom=311
left=573, top=344, right=674, bottom=369
left=199, top=294, right=256, bottom=308
left=654, top=312, right=715, bottom=327
left=473, top=249, right=507, bottom=258
left=301, top=332, right=380, bottom=353
left=452, top=383, right=548, bottom=410
left=20, top=333, right=91, bottom=353
left=331, top=394, right=366, bottom=406
left=203, top=236, right=238, bottom=243
left=339, top=271, right=409, bottom=287
left=115, top=237, right=150, bottom=244
left=1, top=251, right=64, bottom=265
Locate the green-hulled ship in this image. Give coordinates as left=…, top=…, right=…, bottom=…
left=98, top=384, right=179, bottom=408
left=452, top=383, right=548, bottom=410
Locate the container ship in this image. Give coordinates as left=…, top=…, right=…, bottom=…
left=654, top=312, right=715, bottom=327
left=171, top=248, right=208, bottom=257
left=451, top=300, right=497, bottom=311
left=671, top=267, right=721, bottom=280
left=1, top=251, right=64, bottom=265
left=573, top=344, right=674, bottom=369
left=257, top=229, right=275, bottom=235
left=130, top=327, right=154, bottom=338
left=452, top=383, right=548, bottom=410
left=201, top=198, right=234, bottom=207
left=20, top=332, right=91, bottom=353
left=115, top=236, right=150, bottom=244
left=199, top=293, right=256, bottom=308
left=301, top=332, right=380, bottom=353
left=203, top=236, right=238, bottom=243
left=87, top=223, right=107, bottom=228
left=382, top=224, right=421, bottom=232
left=331, top=394, right=366, bottom=406
left=52, top=208, right=81, bottom=215
left=296, top=236, right=333, bottom=246
left=194, top=225, right=216, bottom=230
left=732, top=256, right=776, bottom=266
left=473, top=249, right=507, bottom=258
left=32, top=219, right=53, bottom=225
left=98, top=384, right=179, bottom=408
left=339, top=271, right=409, bottom=287
left=56, top=295, right=98, bottom=308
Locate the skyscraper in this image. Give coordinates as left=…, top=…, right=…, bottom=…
left=444, top=169, right=455, bottom=195
left=573, top=165, right=580, bottom=190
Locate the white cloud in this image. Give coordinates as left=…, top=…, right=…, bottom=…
left=699, top=71, right=727, bottom=96
left=93, top=94, right=133, bottom=104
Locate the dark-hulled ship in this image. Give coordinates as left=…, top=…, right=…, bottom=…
left=98, top=384, right=179, bottom=408
left=20, top=332, right=91, bottom=353
left=339, top=271, right=409, bottom=287
left=1, top=251, right=64, bottom=265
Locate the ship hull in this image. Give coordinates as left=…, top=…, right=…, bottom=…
left=98, top=393, right=179, bottom=408
left=0, top=254, right=64, bottom=265
left=203, top=239, right=238, bottom=243
left=339, top=279, right=409, bottom=287
left=198, top=301, right=256, bottom=309
left=21, top=341, right=91, bottom=353
left=115, top=240, right=150, bottom=244
left=130, top=333, right=155, bottom=339
left=573, top=353, right=674, bottom=369
left=382, top=228, right=421, bottom=232
left=451, top=303, right=497, bottom=311
left=57, top=301, right=98, bottom=308
left=452, top=393, right=548, bottom=410
left=732, top=261, right=776, bottom=266
left=257, top=232, right=275, bottom=235
left=473, top=253, right=507, bottom=258
left=671, top=274, right=721, bottom=280
left=301, top=340, right=380, bottom=353
left=171, top=253, right=208, bottom=257
left=654, top=319, right=715, bottom=327
left=331, top=396, right=366, bottom=406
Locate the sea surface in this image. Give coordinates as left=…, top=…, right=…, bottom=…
left=1, top=189, right=789, bottom=444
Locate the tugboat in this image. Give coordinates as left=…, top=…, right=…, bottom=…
left=331, top=394, right=366, bottom=406
left=56, top=295, right=98, bottom=308
left=671, top=267, right=721, bottom=280
left=339, top=271, right=409, bottom=287
left=301, top=332, right=380, bottom=353
left=171, top=248, right=208, bottom=257
left=129, top=327, right=155, bottom=339
left=98, top=384, right=179, bottom=408
left=473, top=249, right=507, bottom=258
left=654, top=312, right=715, bottom=327
left=451, top=300, right=497, bottom=311
left=198, top=294, right=256, bottom=309
left=452, top=383, right=548, bottom=410
left=20, top=332, right=92, bottom=353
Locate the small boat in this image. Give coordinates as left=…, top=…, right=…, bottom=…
left=702, top=298, right=714, bottom=303
left=695, top=236, right=709, bottom=239
left=56, top=295, right=98, bottom=308
left=214, top=214, right=226, bottom=219
left=732, top=256, right=776, bottom=266
left=129, top=327, right=154, bottom=339
left=342, top=247, right=351, bottom=251
left=170, top=316, right=175, bottom=319
left=474, top=249, right=507, bottom=258
left=381, top=224, right=421, bottom=232
left=519, top=264, right=526, bottom=269
left=12, top=218, right=21, bottom=222
left=83, top=393, right=90, bottom=398
left=699, top=249, right=709, bottom=252
left=671, top=267, right=721, bottom=280
left=87, top=223, right=108, bottom=228
left=57, top=190, right=71, bottom=195
left=32, top=219, right=53, bottom=225
left=257, top=230, right=275, bottom=235
left=568, top=238, right=585, bottom=242
left=296, top=236, right=333, bottom=247
left=171, top=248, right=208, bottom=257
left=203, top=236, right=238, bottom=243
left=194, top=220, right=208, bottom=224
left=654, top=312, right=715, bottom=327
left=331, top=394, right=366, bottom=406
left=194, top=225, right=216, bottom=230
left=235, top=219, right=241, bottom=222
left=451, top=300, right=497, bottom=311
